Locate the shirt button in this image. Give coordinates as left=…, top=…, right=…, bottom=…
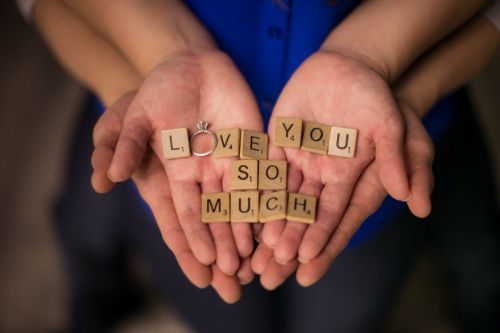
left=266, top=25, right=283, bottom=39
left=262, top=98, right=274, bottom=111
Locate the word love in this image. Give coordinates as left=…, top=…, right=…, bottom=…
left=201, top=191, right=317, bottom=224
left=161, top=128, right=269, bottom=160
left=276, top=117, right=358, bottom=158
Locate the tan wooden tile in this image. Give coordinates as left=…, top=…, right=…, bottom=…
left=161, top=128, right=191, bottom=159
left=259, top=191, right=287, bottom=223
left=258, top=160, right=287, bottom=190
left=274, top=117, right=303, bottom=149
left=212, top=128, right=240, bottom=158
left=287, top=193, right=317, bottom=224
left=300, top=121, right=331, bottom=155
left=240, top=130, right=268, bottom=160
left=201, top=192, right=230, bottom=223
left=231, top=191, right=260, bottom=223
left=328, top=126, right=358, bottom=158
left=231, top=160, right=259, bottom=190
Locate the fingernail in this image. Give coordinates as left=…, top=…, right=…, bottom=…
left=275, top=258, right=289, bottom=265
left=298, top=257, right=309, bottom=264
left=401, top=193, right=412, bottom=202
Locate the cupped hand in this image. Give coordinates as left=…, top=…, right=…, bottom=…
left=92, top=92, right=252, bottom=303
left=252, top=100, right=434, bottom=289
left=261, top=50, right=412, bottom=265
left=106, top=51, right=264, bottom=276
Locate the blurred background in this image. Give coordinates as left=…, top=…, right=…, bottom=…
left=0, top=1, right=499, bottom=332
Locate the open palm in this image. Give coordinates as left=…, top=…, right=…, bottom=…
left=92, top=92, right=254, bottom=303
left=253, top=100, right=434, bottom=289
left=261, top=50, right=411, bottom=265
left=107, top=51, right=264, bottom=276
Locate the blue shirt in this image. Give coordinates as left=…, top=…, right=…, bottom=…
left=98, top=0, right=456, bottom=247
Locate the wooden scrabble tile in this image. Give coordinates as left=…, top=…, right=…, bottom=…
left=274, top=117, right=303, bottom=149
left=201, top=192, right=230, bottom=223
left=240, top=130, right=268, bottom=160
left=328, top=126, right=358, bottom=158
left=231, top=191, right=259, bottom=223
left=286, top=193, right=317, bottom=224
left=161, top=128, right=191, bottom=159
left=212, top=128, right=240, bottom=158
left=301, top=121, right=331, bottom=155
left=231, top=160, right=258, bottom=190
left=258, top=160, right=287, bottom=190
left=259, top=191, right=287, bottom=223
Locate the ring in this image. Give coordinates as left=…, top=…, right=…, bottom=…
left=190, top=121, right=218, bottom=157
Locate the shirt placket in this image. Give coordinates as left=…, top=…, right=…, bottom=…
left=257, top=0, right=291, bottom=128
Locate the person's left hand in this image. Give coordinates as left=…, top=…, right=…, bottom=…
left=252, top=98, right=435, bottom=289
left=260, top=50, right=411, bottom=265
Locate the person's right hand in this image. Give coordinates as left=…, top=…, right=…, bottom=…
left=92, top=92, right=254, bottom=303
left=104, top=50, right=264, bottom=279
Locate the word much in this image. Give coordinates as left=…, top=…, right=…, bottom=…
left=201, top=191, right=317, bottom=224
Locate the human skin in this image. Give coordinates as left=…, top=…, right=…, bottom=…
left=61, top=0, right=486, bottom=278
left=252, top=14, right=499, bottom=290
left=61, top=0, right=264, bottom=279
left=34, top=0, right=493, bottom=300
left=259, top=0, right=487, bottom=267
left=34, top=0, right=249, bottom=303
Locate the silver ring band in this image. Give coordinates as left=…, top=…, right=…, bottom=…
left=190, top=121, right=217, bottom=157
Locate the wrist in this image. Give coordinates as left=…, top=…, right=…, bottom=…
left=320, top=43, right=392, bottom=82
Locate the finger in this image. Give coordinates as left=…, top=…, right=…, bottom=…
left=91, top=144, right=117, bottom=193
left=91, top=93, right=134, bottom=193
left=250, top=243, right=274, bottom=275
left=374, top=112, right=410, bottom=201
left=133, top=159, right=212, bottom=288
left=406, top=154, right=434, bottom=218
left=274, top=180, right=322, bottom=265
left=261, top=162, right=302, bottom=249
left=237, top=257, right=255, bottom=285
left=169, top=179, right=216, bottom=266
left=231, top=223, right=254, bottom=258
left=108, top=112, right=152, bottom=182
left=202, top=176, right=240, bottom=276
left=296, top=164, right=386, bottom=287
left=211, top=265, right=242, bottom=304
left=260, top=258, right=298, bottom=291
left=252, top=223, right=263, bottom=243
left=298, top=182, right=353, bottom=263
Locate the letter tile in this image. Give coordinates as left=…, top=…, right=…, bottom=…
left=274, top=117, right=303, bottom=149
left=213, top=128, right=240, bottom=158
left=259, top=191, right=287, bottom=223
left=231, top=191, right=260, bottom=223
left=258, top=160, right=287, bottom=190
left=231, top=160, right=258, bottom=190
left=300, top=121, right=331, bottom=155
left=328, top=126, right=358, bottom=158
left=161, top=128, right=191, bottom=159
left=240, top=130, right=268, bottom=160
left=286, top=193, right=317, bottom=224
left=201, top=192, right=230, bottom=223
